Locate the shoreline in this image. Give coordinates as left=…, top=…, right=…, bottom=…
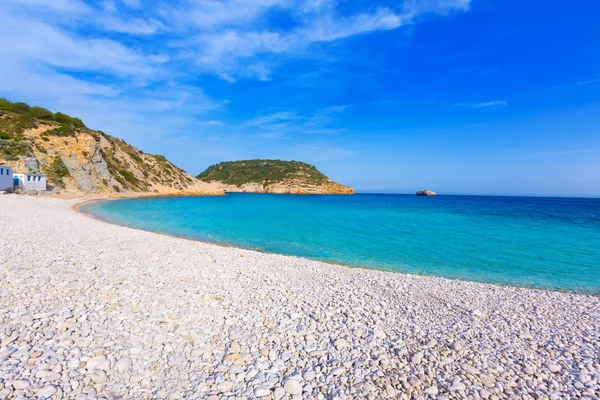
left=76, top=195, right=599, bottom=297
left=1, top=194, right=598, bottom=399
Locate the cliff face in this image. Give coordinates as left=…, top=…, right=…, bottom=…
left=197, top=160, right=355, bottom=195
left=0, top=108, right=221, bottom=196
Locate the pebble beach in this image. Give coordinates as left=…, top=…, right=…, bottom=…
left=0, top=195, right=599, bottom=400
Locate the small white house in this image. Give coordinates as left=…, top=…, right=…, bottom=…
left=0, top=166, right=13, bottom=191
left=14, top=173, right=47, bottom=191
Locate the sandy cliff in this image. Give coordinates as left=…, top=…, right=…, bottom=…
left=211, top=181, right=354, bottom=194
left=0, top=115, right=222, bottom=196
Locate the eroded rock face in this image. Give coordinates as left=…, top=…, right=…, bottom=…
left=416, top=189, right=437, bottom=196
left=217, top=181, right=355, bottom=195
left=0, top=123, right=223, bottom=196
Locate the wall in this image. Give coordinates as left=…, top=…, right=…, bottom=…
left=0, top=166, right=13, bottom=191
left=14, top=174, right=47, bottom=191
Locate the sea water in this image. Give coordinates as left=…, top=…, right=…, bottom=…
left=82, top=194, right=600, bottom=294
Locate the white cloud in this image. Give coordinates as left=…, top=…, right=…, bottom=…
left=473, top=100, right=508, bottom=108
left=122, top=0, right=141, bottom=8
left=103, top=0, right=117, bottom=12
left=243, top=106, right=351, bottom=137
left=99, top=16, right=164, bottom=34
left=403, top=0, right=471, bottom=16
left=0, top=0, right=473, bottom=160
left=189, top=7, right=406, bottom=79
left=2, top=0, right=91, bottom=14
left=246, top=112, right=301, bottom=126
left=0, top=11, right=156, bottom=78
left=576, top=78, right=600, bottom=86
left=172, top=0, right=289, bottom=30
left=455, top=100, right=508, bottom=108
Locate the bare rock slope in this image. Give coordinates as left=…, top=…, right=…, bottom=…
left=0, top=99, right=221, bottom=195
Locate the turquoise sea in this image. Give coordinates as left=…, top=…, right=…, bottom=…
left=82, top=194, right=600, bottom=294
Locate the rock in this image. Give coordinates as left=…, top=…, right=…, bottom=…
left=91, top=370, right=107, bottom=384
left=411, top=352, right=423, bottom=364
left=385, top=384, right=396, bottom=397
left=424, top=385, right=439, bottom=395
left=471, top=309, right=484, bottom=317
left=303, top=370, right=316, bottom=380
left=12, top=380, right=30, bottom=390
left=274, top=387, right=286, bottom=399
left=254, top=387, right=270, bottom=397
left=224, top=353, right=240, bottom=361
left=548, top=363, right=562, bottom=373
left=115, top=357, right=133, bottom=373
left=449, top=341, right=462, bottom=351
left=416, top=189, right=436, bottom=196
left=283, top=378, right=303, bottom=395
left=373, top=330, right=386, bottom=339
left=334, top=338, right=348, bottom=349
left=217, top=380, right=233, bottom=392
left=153, top=333, right=167, bottom=347
left=37, top=385, right=57, bottom=398
left=480, top=375, right=496, bottom=387
left=86, top=355, right=107, bottom=370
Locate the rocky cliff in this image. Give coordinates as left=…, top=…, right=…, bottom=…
left=0, top=100, right=222, bottom=196
left=196, top=160, right=354, bottom=194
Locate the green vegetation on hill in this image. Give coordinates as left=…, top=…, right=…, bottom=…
left=0, top=98, right=198, bottom=194
left=0, top=98, right=86, bottom=130
left=197, top=159, right=330, bottom=187
left=0, top=98, right=88, bottom=160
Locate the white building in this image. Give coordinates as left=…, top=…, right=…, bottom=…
left=14, top=173, right=47, bottom=191
left=0, top=166, right=14, bottom=191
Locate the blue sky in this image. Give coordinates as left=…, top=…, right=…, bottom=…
left=1, top=0, right=599, bottom=196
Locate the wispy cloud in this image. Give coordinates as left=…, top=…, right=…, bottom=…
left=245, top=111, right=302, bottom=127
left=576, top=78, right=600, bottom=86
left=244, top=105, right=351, bottom=137
left=0, top=0, right=473, bottom=171
left=455, top=100, right=508, bottom=108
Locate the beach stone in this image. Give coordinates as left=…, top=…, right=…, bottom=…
left=153, top=333, right=167, bottom=346
left=217, top=380, right=233, bottom=392
left=115, top=357, right=133, bottom=373
left=449, top=341, right=462, bottom=351
left=91, top=370, right=107, bottom=384
left=37, top=385, right=57, bottom=398
left=274, top=387, right=286, bottom=399
left=334, top=339, right=348, bottom=349
left=86, top=355, right=106, bottom=370
left=254, top=387, right=270, bottom=397
left=424, top=385, right=439, bottom=395
left=303, top=370, right=316, bottom=380
left=12, top=380, right=30, bottom=390
left=548, top=363, right=562, bottom=373
left=373, top=330, right=386, bottom=339
left=283, top=378, right=303, bottom=395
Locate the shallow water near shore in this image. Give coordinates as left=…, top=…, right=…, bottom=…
left=82, top=193, right=600, bottom=294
